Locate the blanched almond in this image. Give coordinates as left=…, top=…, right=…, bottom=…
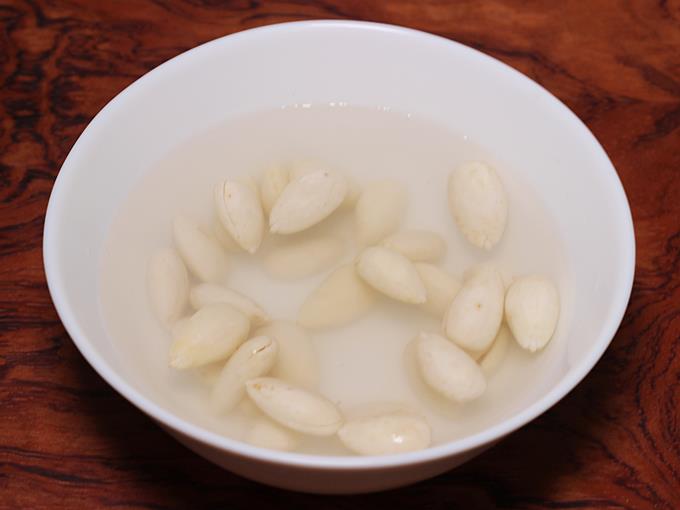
left=355, top=180, right=407, bottom=245
left=169, top=303, right=249, bottom=369
left=263, top=235, right=344, bottom=280
left=381, top=230, right=446, bottom=262
left=210, top=336, right=277, bottom=413
left=260, top=166, right=290, bottom=214
left=269, top=169, right=347, bottom=234
left=147, top=248, right=189, bottom=325
left=356, top=247, right=426, bottom=304
left=190, top=283, right=269, bottom=326
left=173, top=215, right=227, bottom=282
left=448, top=161, right=507, bottom=250
left=298, top=264, right=377, bottom=329
left=444, top=265, right=504, bottom=352
left=416, top=332, right=486, bottom=402
left=214, top=180, right=265, bottom=254
left=480, top=324, right=512, bottom=375
left=338, top=412, right=431, bottom=456
left=245, top=416, right=300, bottom=451
left=212, top=220, right=241, bottom=253
left=505, top=276, right=559, bottom=352
left=245, top=377, right=343, bottom=436
left=415, top=263, right=461, bottom=317
left=254, top=320, right=318, bottom=389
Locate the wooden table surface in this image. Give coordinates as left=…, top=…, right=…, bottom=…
left=1, top=0, right=679, bottom=508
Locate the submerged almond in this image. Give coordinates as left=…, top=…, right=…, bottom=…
left=415, top=263, right=461, bottom=317
left=448, top=161, right=508, bottom=250
left=260, top=166, right=290, bottom=214
left=255, top=320, right=318, bottom=389
left=444, top=264, right=504, bottom=352
left=298, top=264, right=377, bottom=329
left=169, top=303, right=249, bottom=369
left=214, top=180, right=265, bottom=253
left=355, top=180, right=407, bottom=245
left=147, top=248, right=189, bottom=325
left=269, top=169, right=347, bottom=234
left=245, top=377, right=343, bottom=436
left=338, top=411, right=431, bottom=456
left=245, top=415, right=300, bottom=451
left=504, top=275, right=559, bottom=352
left=356, top=246, right=426, bottom=304
left=210, top=335, right=277, bottom=413
left=480, top=324, right=512, bottom=375
left=381, top=230, right=446, bottom=262
left=263, top=235, right=344, bottom=280
left=416, top=332, right=486, bottom=402
left=173, top=215, right=227, bottom=282
left=190, top=283, right=269, bottom=326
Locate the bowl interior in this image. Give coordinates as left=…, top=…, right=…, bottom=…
left=44, top=21, right=634, bottom=467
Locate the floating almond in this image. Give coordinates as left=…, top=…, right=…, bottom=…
left=214, top=180, right=265, bottom=254
left=147, top=248, right=189, bottom=325
left=254, top=320, right=318, bottom=389
left=480, top=324, right=512, bottom=375
left=245, top=377, right=343, bottom=436
left=381, top=230, right=446, bottom=262
left=356, top=246, right=426, bottom=304
left=190, top=283, right=269, bottom=326
left=298, top=264, right=377, bottom=329
left=173, top=215, right=227, bottom=282
left=269, top=169, right=347, bottom=234
left=245, top=416, right=300, bottom=451
left=263, top=235, right=344, bottom=280
left=169, top=303, right=249, bottom=369
left=355, top=180, right=407, bottom=245
left=260, top=166, right=290, bottom=214
left=448, top=161, right=508, bottom=250
left=338, top=412, right=431, bottom=456
left=210, top=335, right=278, bottom=413
left=504, top=275, right=559, bottom=352
left=444, top=264, right=504, bottom=352
left=415, top=263, right=461, bottom=317
left=416, top=332, right=486, bottom=402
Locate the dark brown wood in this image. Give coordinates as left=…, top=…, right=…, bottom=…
left=1, top=0, right=678, bottom=507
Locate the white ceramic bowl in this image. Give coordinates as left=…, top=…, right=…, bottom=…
left=43, top=21, right=635, bottom=493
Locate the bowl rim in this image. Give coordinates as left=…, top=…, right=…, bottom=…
left=43, top=19, right=636, bottom=470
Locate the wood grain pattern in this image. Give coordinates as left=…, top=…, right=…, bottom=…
left=1, top=0, right=679, bottom=507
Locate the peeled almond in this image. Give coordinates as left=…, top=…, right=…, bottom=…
left=214, top=180, right=265, bottom=253
left=505, top=276, right=559, bottom=352
left=415, top=263, right=461, bottom=317
left=255, top=320, right=318, bottom=389
left=190, top=283, right=269, bottom=326
left=444, top=265, right=504, bottom=352
left=169, top=303, right=249, bottom=369
left=356, top=247, right=426, bottom=304
left=212, top=220, right=241, bottom=253
left=210, top=336, right=278, bottom=413
left=448, top=161, right=508, bottom=250
left=147, top=248, right=189, bottom=325
left=416, top=332, right=486, bottom=402
left=480, top=324, right=512, bottom=375
left=381, top=230, right=446, bottom=262
left=173, top=215, right=227, bottom=282
left=245, top=416, right=300, bottom=451
left=298, top=264, right=377, bottom=329
left=269, top=169, right=347, bottom=234
left=263, top=235, right=344, bottom=280
left=260, top=166, right=290, bottom=214
left=245, top=377, right=343, bottom=436
left=355, top=180, right=407, bottom=245
left=338, top=412, right=431, bottom=456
